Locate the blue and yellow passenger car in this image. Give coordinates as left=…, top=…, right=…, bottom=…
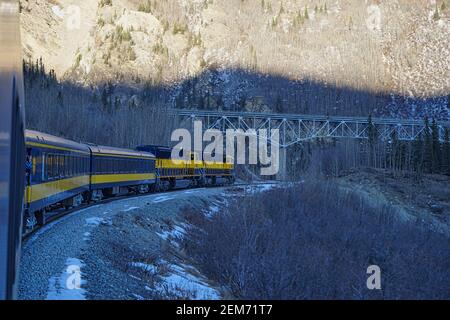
left=89, top=145, right=156, bottom=199
left=25, top=130, right=91, bottom=227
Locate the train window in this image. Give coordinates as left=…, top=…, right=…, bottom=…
left=61, top=155, right=65, bottom=177
left=82, top=157, right=85, bottom=174
left=46, top=154, right=50, bottom=179
left=57, top=155, right=62, bottom=178
left=82, top=157, right=86, bottom=175
left=70, top=156, right=74, bottom=176
left=70, top=155, right=74, bottom=177
left=58, top=155, right=63, bottom=178
left=57, top=154, right=61, bottom=178
left=46, top=154, right=51, bottom=179
left=72, top=156, right=76, bottom=176
left=63, top=155, right=67, bottom=177
left=78, top=157, right=81, bottom=175
left=50, top=154, right=55, bottom=179
left=53, top=154, right=57, bottom=178
left=67, top=156, right=71, bottom=176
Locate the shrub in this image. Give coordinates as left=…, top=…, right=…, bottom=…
left=183, top=181, right=450, bottom=299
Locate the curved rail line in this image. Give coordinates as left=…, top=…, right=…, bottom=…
left=22, top=181, right=274, bottom=242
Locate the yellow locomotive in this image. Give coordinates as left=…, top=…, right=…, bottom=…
left=136, top=145, right=235, bottom=190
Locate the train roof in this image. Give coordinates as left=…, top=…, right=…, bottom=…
left=136, top=145, right=172, bottom=159
left=25, top=130, right=90, bottom=154
left=136, top=145, right=171, bottom=152
left=89, top=144, right=155, bottom=159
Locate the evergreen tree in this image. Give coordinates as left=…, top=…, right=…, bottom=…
left=275, top=94, right=283, bottom=113
left=388, top=129, right=400, bottom=172
left=412, top=132, right=423, bottom=176
left=114, top=97, right=121, bottom=110
left=57, top=90, right=64, bottom=107
left=431, top=118, right=441, bottom=173
left=367, top=114, right=378, bottom=167
left=442, top=127, right=450, bottom=174
left=433, top=4, right=440, bottom=20
left=423, top=117, right=433, bottom=173
left=279, top=2, right=284, bottom=15
left=101, top=87, right=109, bottom=112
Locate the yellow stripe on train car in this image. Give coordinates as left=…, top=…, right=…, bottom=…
left=92, top=153, right=155, bottom=160
left=204, top=162, right=225, bottom=170
left=27, top=175, right=90, bottom=203
left=156, top=159, right=190, bottom=169
left=91, top=173, right=156, bottom=184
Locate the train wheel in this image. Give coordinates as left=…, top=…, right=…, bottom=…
left=169, top=179, right=176, bottom=190
left=35, top=210, right=47, bottom=226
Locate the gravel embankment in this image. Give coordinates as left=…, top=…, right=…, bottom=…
left=18, top=184, right=279, bottom=300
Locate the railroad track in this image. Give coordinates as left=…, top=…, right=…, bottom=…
left=22, top=181, right=278, bottom=242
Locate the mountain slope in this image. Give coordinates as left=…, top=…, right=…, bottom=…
left=20, top=0, right=450, bottom=119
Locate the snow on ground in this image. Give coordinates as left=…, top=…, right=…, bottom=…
left=131, top=261, right=220, bottom=300
left=85, top=217, right=104, bottom=226
left=243, top=182, right=278, bottom=194
left=160, top=263, right=220, bottom=300
left=46, top=258, right=87, bottom=300
left=152, top=195, right=176, bottom=203
left=206, top=204, right=220, bottom=217
left=130, top=262, right=158, bottom=274
left=157, top=224, right=187, bottom=241
left=122, top=206, right=140, bottom=212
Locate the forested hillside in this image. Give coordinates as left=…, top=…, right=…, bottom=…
left=21, top=0, right=449, bottom=122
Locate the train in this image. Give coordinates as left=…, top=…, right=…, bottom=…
left=0, top=0, right=26, bottom=300
left=1, top=0, right=235, bottom=300
left=23, top=130, right=235, bottom=232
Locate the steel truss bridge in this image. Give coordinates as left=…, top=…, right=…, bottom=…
left=171, top=109, right=450, bottom=148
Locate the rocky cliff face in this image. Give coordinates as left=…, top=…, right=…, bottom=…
left=20, top=0, right=450, bottom=119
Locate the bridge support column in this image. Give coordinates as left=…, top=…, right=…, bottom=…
left=276, top=147, right=287, bottom=181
